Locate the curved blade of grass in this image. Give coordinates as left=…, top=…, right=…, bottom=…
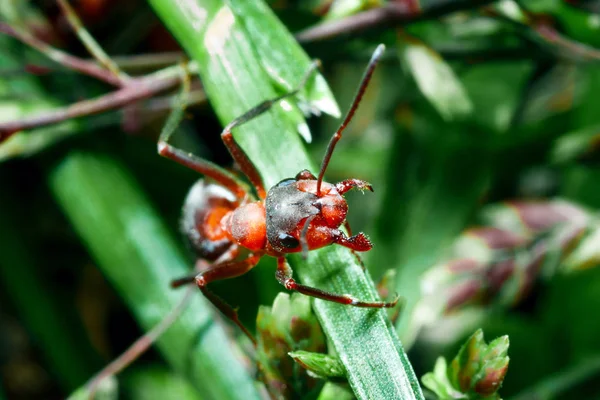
left=225, top=0, right=340, bottom=118
left=50, top=153, right=260, bottom=400
left=147, top=0, right=423, bottom=398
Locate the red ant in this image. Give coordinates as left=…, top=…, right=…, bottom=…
left=162, top=43, right=395, bottom=343
left=87, top=44, right=394, bottom=397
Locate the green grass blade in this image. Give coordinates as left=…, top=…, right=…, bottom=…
left=49, top=152, right=260, bottom=400
left=147, top=0, right=423, bottom=398
left=225, top=0, right=340, bottom=118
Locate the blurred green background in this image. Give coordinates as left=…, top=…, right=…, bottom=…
left=2, top=0, right=600, bottom=399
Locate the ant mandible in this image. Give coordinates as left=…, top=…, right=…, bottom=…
left=159, top=44, right=395, bottom=344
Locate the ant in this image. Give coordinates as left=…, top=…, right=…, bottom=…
left=162, top=43, right=396, bottom=343
left=87, top=44, right=395, bottom=397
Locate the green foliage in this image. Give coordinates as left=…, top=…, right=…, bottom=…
left=289, top=351, right=346, bottom=380
left=3, top=0, right=600, bottom=399
left=422, top=329, right=509, bottom=400
left=256, top=293, right=326, bottom=398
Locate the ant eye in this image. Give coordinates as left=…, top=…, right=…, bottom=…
left=277, top=233, right=299, bottom=249
left=275, top=178, right=296, bottom=188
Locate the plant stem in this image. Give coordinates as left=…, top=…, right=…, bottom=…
left=295, top=0, right=496, bottom=43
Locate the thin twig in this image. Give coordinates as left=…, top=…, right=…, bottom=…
left=56, top=0, right=129, bottom=82
left=109, top=52, right=185, bottom=71
left=534, top=23, right=600, bottom=62
left=0, top=63, right=197, bottom=141
left=0, top=23, right=123, bottom=86
left=486, top=4, right=600, bottom=63
left=86, top=286, right=196, bottom=399
left=295, top=0, right=496, bottom=43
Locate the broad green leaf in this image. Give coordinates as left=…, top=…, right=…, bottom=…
left=550, top=124, right=600, bottom=164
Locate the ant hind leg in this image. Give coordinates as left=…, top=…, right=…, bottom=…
left=172, top=254, right=263, bottom=346
left=275, top=257, right=397, bottom=308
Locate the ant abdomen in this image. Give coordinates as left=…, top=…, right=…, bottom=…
left=180, top=180, right=237, bottom=261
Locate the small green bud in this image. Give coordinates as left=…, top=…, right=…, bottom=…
left=422, top=329, right=509, bottom=400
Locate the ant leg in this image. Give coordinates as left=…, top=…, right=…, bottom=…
left=158, top=141, right=249, bottom=200
left=333, top=230, right=372, bottom=252
left=309, top=227, right=371, bottom=252
left=220, top=61, right=321, bottom=199
left=156, top=68, right=250, bottom=199
left=172, top=254, right=263, bottom=346
left=305, top=226, right=372, bottom=252
left=276, top=257, right=397, bottom=308
left=335, top=179, right=373, bottom=195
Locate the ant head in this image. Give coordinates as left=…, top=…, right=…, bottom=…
left=264, top=45, right=385, bottom=255
left=265, top=175, right=348, bottom=254
left=294, top=170, right=348, bottom=229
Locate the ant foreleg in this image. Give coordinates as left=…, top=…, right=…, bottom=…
left=335, top=179, right=373, bottom=195
left=173, top=255, right=263, bottom=346
left=276, top=257, right=397, bottom=308
left=332, top=229, right=373, bottom=252
left=158, top=142, right=250, bottom=201
left=220, top=61, right=321, bottom=199
left=156, top=65, right=250, bottom=200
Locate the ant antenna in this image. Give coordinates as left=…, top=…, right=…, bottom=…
left=316, top=44, right=385, bottom=196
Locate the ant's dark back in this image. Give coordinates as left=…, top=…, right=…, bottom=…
left=265, top=178, right=319, bottom=253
